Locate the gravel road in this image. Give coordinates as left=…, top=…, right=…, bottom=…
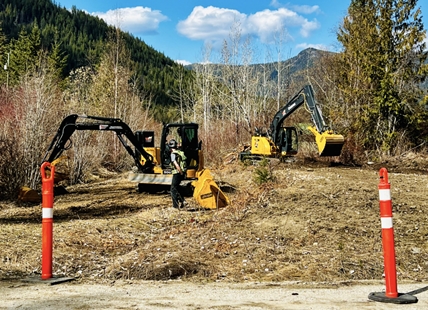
left=1, top=279, right=427, bottom=309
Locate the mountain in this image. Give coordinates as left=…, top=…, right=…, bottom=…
left=254, top=48, right=333, bottom=81
left=187, top=48, right=332, bottom=87
left=0, top=0, right=333, bottom=109
left=0, top=0, right=191, bottom=107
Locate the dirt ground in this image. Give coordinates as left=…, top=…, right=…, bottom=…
left=1, top=152, right=428, bottom=308
left=1, top=279, right=427, bottom=309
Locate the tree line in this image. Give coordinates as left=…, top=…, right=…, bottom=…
left=0, top=0, right=192, bottom=108
left=0, top=0, right=427, bottom=201
left=318, top=0, right=428, bottom=161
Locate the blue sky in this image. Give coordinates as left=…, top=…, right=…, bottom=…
left=56, top=0, right=428, bottom=65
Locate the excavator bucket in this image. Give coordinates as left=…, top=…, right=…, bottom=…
left=18, top=186, right=41, bottom=203
left=317, top=132, right=344, bottom=156
left=308, top=126, right=344, bottom=157
left=192, top=169, right=230, bottom=209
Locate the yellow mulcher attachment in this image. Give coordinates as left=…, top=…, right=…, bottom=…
left=18, top=186, right=41, bottom=203
left=239, top=85, right=345, bottom=162
left=19, top=156, right=66, bottom=203
left=191, top=169, right=230, bottom=210
left=308, top=126, right=345, bottom=157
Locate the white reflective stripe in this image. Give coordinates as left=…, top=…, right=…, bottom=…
left=42, top=208, right=53, bottom=219
left=381, top=217, right=393, bottom=229
left=379, top=189, right=391, bottom=201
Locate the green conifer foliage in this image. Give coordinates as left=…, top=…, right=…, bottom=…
left=337, top=0, right=427, bottom=156
left=0, top=27, right=8, bottom=85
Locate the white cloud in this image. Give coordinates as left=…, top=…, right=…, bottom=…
left=246, top=9, right=294, bottom=42
left=93, top=6, right=168, bottom=35
left=177, top=6, right=245, bottom=41
left=270, top=0, right=320, bottom=14
left=296, top=43, right=330, bottom=51
left=300, top=19, right=320, bottom=37
left=247, top=8, right=319, bottom=42
left=175, top=59, right=192, bottom=66
left=289, top=5, right=320, bottom=15
left=177, top=6, right=320, bottom=45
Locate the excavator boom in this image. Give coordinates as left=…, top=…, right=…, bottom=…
left=301, top=86, right=344, bottom=156
left=270, top=85, right=344, bottom=157
left=240, top=84, right=344, bottom=160
left=37, top=114, right=229, bottom=209
left=42, top=114, right=154, bottom=172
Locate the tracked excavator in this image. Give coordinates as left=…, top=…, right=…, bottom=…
left=239, top=84, right=344, bottom=161
left=38, top=114, right=228, bottom=209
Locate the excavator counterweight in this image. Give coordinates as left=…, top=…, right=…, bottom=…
left=33, top=114, right=229, bottom=209
left=240, top=85, right=344, bottom=161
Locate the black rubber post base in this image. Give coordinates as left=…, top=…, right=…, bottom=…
left=23, top=276, right=75, bottom=285
left=368, top=292, right=418, bottom=304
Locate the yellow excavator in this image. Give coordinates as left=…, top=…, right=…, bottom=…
left=239, top=84, right=344, bottom=161
left=38, top=114, right=228, bottom=209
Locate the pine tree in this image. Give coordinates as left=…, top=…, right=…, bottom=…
left=8, top=23, right=42, bottom=84
left=336, top=0, right=428, bottom=156
left=0, top=27, right=9, bottom=85
left=47, top=29, right=68, bottom=83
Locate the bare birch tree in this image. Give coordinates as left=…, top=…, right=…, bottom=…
left=217, top=21, right=262, bottom=142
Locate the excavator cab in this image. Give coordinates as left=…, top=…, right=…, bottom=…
left=134, top=122, right=203, bottom=182
left=159, top=123, right=202, bottom=178
left=239, top=84, right=344, bottom=162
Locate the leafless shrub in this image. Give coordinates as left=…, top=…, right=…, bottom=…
left=0, top=137, right=25, bottom=200
left=0, top=62, right=63, bottom=199
left=200, top=121, right=251, bottom=168
left=61, top=45, right=153, bottom=179
left=13, top=67, right=64, bottom=189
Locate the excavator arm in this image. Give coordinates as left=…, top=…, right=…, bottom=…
left=41, top=114, right=155, bottom=173
left=269, top=86, right=306, bottom=146
left=33, top=114, right=230, bottom=209
left=269, top=85, right=344, bottom=156
left=301, top=85, right=345, bottom=156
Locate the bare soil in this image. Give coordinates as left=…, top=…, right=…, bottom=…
left=1, top=153, right=428, bottom=308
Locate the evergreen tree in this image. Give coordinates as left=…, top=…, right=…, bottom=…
left=8, top=23, right=42, bottom=84
left=336, top=0, right=427, bottom=156
left=47, top=29, right=68, bottom=83
left=0, top=27, right=9, bottom=85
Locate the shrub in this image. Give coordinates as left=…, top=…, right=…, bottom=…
left=253, top=157, right=276, bottom=185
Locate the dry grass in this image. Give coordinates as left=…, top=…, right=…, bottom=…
left=1, top=155, right=428, bottom=285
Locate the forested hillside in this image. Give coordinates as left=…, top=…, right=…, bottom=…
left=0, top=0, right=191, bottom=107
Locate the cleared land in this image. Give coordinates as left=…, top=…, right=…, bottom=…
left=1, top=154, right=428, bottom=308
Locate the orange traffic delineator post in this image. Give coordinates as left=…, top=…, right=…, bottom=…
left=41, top=162, right=54, bottom=280
left=368, top=168, right=417, bottom=304
left=36, top=161, right=74, bottom=285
